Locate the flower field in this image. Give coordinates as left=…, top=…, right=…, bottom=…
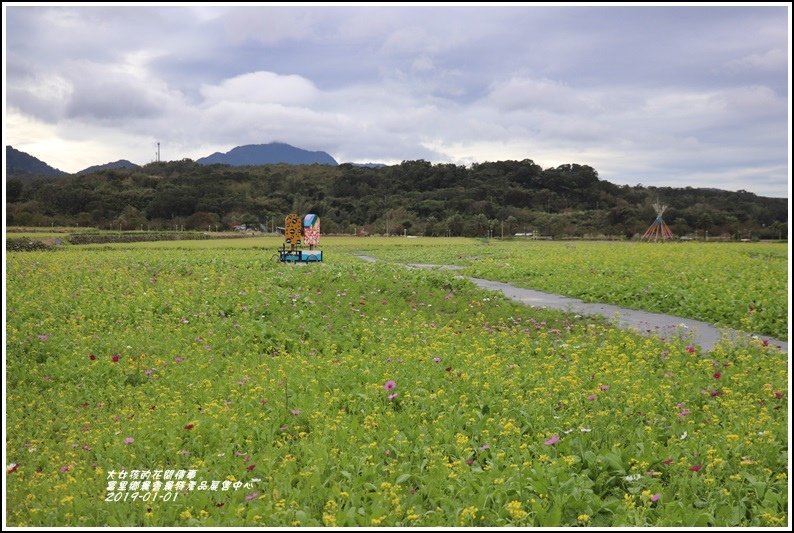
left=344, top=239, right=789, bottom=340
left=5, top=239, right=789, bottom=526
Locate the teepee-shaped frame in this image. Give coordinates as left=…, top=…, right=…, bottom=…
left=641, top=201, right=674, bottom=241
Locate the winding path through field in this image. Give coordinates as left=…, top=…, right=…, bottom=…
left=355, top=255, right=788, bottom=354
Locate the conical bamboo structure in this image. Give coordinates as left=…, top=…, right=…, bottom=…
left=641, top=201, right=674, bottom=241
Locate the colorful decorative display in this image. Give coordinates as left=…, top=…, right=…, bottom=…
left=642, top=201, right=674, bottom=241
left=303, top=214, right=321, bottom=247
left=278, top=212, right=323, bottom=262
left=284, top=214, right=302, bottom=247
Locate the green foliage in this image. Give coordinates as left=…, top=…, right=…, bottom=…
left=5, top=239, right=788, bottom=526
left=5, top=160, right=787, bottom=239
left=350, top=239, right=788, bottom=339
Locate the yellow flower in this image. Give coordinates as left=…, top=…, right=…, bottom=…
left=506, top=500, right=528, bottom=521
left=623, top=493, right=635, bottom=509
left=180, top=510, right=192, bottom=520
left=459, top=506, right=478, bottom=525
left=323, top=513, right=337, bottom=526
left=577, top=514, right=591, bottom=524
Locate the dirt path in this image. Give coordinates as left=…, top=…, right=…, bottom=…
left=354, top=255, right=788, bottom=353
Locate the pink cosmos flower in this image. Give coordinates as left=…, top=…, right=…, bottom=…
left=384, top=380, right=396, bottom=391
left=651, top=493, right=661, bottom=503
left=245, top=492, right=259, bottom=501
left=388, top=393, right=398, bottom=401
left=686, top=345, right=696, bottom=353
left=8, top=463, right=20, bottom=474
left=290, top=409, right=301, bottom=416
left=38, top=334, right=49, bottom=341
left=713, top=371, right=721, bottom=379
left=111, top=354, right=120, bottom=363
left=124, top=437, right=134, bottom=445
left=661, top=458, right=673, bottom=465
left=689, top=464, right=702, bottom=472
left=544, top=434, right=560, bottom=446
left=587, top=394, right=597, bottom=401
left=600, top=384, right=610, bottom=391
left=174, top=357, right=184, bottom=363
left=433, top=357, right=441, bottom=363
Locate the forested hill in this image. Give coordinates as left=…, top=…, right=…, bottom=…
left=5, top=158, right=787, bottom=239
left=6, top=146, right=68, bottom=179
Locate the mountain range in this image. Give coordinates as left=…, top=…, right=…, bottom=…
left=5, top=142, right=339, bottom=179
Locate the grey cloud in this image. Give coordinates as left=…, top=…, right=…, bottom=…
left=4, top=5, right=789, bottom=197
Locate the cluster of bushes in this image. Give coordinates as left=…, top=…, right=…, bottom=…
left=6, top=230, right=262, bottom=251
left=66, top=232, right=214, bottom=245
left=6, top=238, right=54, bottom=251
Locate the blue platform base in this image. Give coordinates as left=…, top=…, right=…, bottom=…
left=279, top=249, right=323, bottom=262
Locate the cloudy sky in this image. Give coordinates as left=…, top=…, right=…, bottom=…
left=3, top=3, right=790, bottom=197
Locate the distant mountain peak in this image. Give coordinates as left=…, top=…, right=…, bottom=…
left=77, top=159, right=140, bottom=175
left=196, top=142, right=337, bottom=166
left=6, top=145, right=68, bottom=179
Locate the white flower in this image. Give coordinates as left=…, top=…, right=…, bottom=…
left=680, top=431, right=688, bottom=440
left=624, top=474, right=642, bottom=481
left=563, top=428, right=575, bottom=434
left=580, top=427, right=592, bottom=433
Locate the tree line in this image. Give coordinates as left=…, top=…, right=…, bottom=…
left=5, top=158, right=788, bottom=239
